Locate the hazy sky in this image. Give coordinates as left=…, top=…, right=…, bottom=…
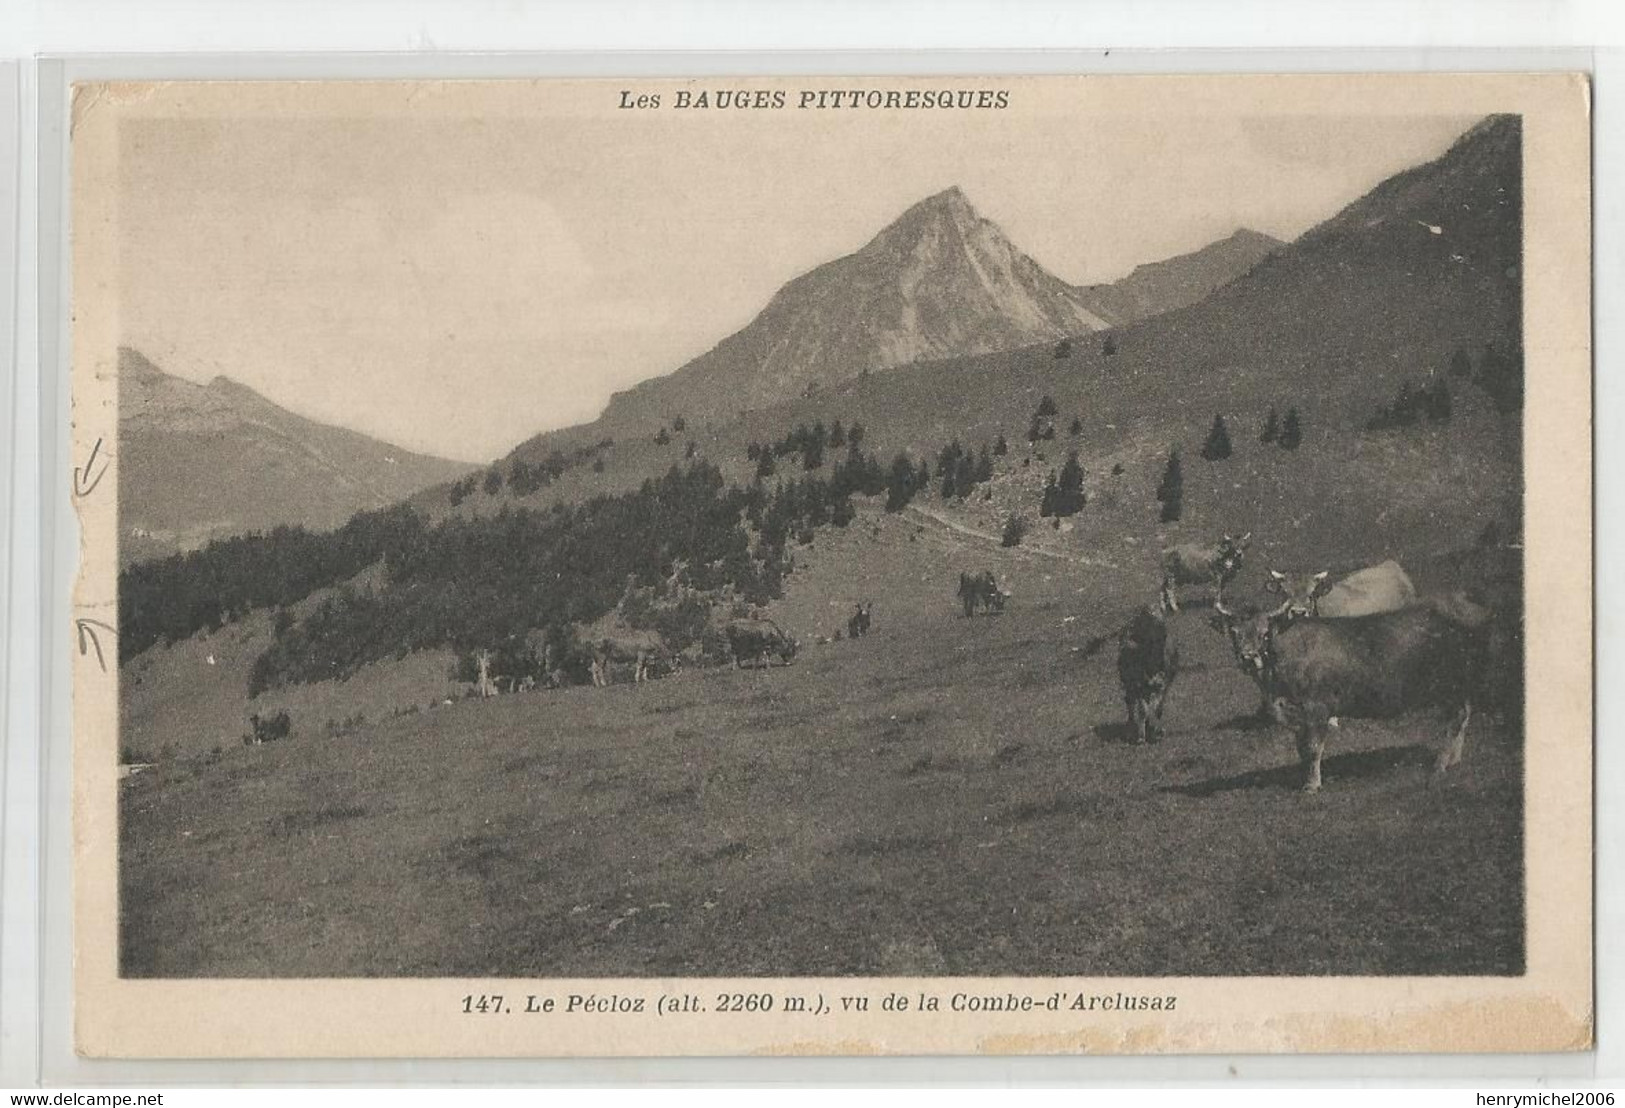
left=117, top=97, right=1476, bottom=462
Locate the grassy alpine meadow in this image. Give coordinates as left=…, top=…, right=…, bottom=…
left=119, top=519, right=1523, bottom=979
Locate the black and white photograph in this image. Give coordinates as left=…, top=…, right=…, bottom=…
left=68, top=74, right=1592, bottom=1057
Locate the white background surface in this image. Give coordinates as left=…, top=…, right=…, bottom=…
left=1, top=2, right=1621, bottom=1091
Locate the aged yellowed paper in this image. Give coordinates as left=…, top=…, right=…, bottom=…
left=72, top=73, right=1591, bottom=1057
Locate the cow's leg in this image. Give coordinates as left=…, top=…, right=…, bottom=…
left=1129, top=696, right=1149, bottom=745
left=1296, top=702, right=1331, bottom=793
left=1162, top=577, right=1180, bottom=613
left=1148, top=683, right=1171, bottom=743
left=1434, top=700, right=1473, bottom=778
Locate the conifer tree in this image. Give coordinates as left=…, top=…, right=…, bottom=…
left=1157, top=449, right=1183, bottom=522
left=1055, top=450, right=1086, bottom=516
left=1279, top=409, right=1303, bottom=450
left=886, top=453, right=916, bottom=512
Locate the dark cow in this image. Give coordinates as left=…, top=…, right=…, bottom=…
left=1160, top=532, right=1251, bottom=610
left=958, top=570, right=1007, bottom=617
left=1209, top=593, right=1491, bottom=792
left=1266, top=559, right=1418, bottom=620
left=1116, top=590, right=1180, bottom=744
left=245, top=710, right=291, bottom=746
left=726, top=618, right=798, bottom=669
left=847, top=602, right=873, bottom=639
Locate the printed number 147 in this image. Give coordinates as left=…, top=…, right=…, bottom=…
left=462, top=994, right=507, bottom=1014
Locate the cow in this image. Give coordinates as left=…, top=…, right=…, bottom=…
left=847, top=602, right=873, bottom=640
left=1160, top=532, right=1251, bottom=610
left=726, top=618, right=798, bottom=669
left=1208, top=593, right=1491, bottom=792
left=245, top=710, right=291, bottom=746
left=1266, top=559, right=1418, bottom=619
left=1116, top=588, right=1180, bottom=744
left=591, top=629, right=667, bottom=687
left=958, top=570, right=1008, bottom=617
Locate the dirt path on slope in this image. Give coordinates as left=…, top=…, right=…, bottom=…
left=906, top=503, right=1121, bottom=571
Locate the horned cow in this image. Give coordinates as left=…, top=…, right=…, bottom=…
left=1160, top=532, right=1250, bottom=610
left=1209, top=592, right=1491, bottom=792
left=1267, top=559, right=1418, bottom=620
left=591, top=629, right=669, bottom=687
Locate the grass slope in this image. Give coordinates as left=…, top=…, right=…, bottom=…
left=120, top=501, right=1521, bottom=978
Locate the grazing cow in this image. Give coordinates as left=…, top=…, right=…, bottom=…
left=726, top=618, right=798, bottom=669
left=847, top=601, right=873, bottom=640
left=1266, top=559, right=1418, bottom=619
left=591, top=629, right=667, bottom=687
left=1160, top=532, right=1251, bottom=610
left=245, top=710, right=291, bottom=746
left=1209, top=594, right=1491, bottom=792
left=958, top=570, right=1008, bottom=617
left=1116, top=589, right=1180, bottom=744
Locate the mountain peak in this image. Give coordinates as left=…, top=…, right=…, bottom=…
left=917, top=184, right=973, bottom=213
left=866, top=185, right=985, bottom=252
left=597, top=185, right=1111, bottom=424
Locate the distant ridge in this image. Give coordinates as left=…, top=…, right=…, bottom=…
left=119, top=348, right=474, bottom=565
left=1080, top=228, right=1282, bottom=326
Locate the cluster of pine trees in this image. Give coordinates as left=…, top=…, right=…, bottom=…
left=504, top=439, right=615, bottom=497
left=248, top=462, right=779, bottom=695
left=934, top=440, right=996, bottom=500
left=119, top=504, right=426, bottom=662
left=1366, top=379, right=1452, bottom=430
left=1257, top=406, right=1303, bottom=450
left=1039, top=451, right=1087, bottom=518
left=878, top=437, right=1000, bottom=513
left=750, top=444, right=889, bottom=548
left=746, top=420, right=867, bottom=478
left=1027, top=395, right=1060, bottom=443
left=448, top=439, right=613, bottom=505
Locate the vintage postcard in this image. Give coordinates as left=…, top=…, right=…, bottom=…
left=70, top=73, right=1592, bottom=1057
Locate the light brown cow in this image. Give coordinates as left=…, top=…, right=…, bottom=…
left=591, top=629, right=667, bottom=686
left=1160, top=532, right=1250, bottom=610
left=1266, top=559, right=1418, bottom=620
